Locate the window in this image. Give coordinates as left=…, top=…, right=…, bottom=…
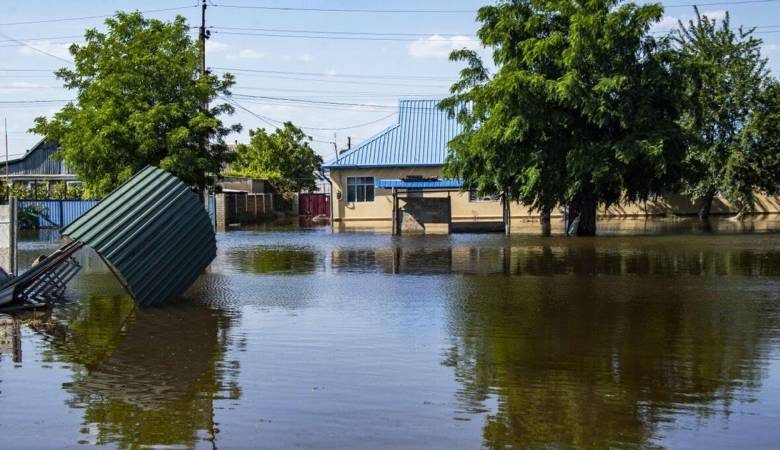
left=346, top=176, right=375, bottom=203
left=468, top=190, right=501, bottom=202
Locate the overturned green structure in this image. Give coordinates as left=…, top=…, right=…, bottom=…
left=62, top=166, right=216, bottom=306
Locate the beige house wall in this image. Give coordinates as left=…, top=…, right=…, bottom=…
left=329, top=166, right=780, bottom=232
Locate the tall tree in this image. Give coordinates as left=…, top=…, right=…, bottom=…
left=673, top=9, right=773, bottom=218
left=31, top=12, right=240, bottom=198
left=441, top=0, right=685, bottom=235
left=725, top=80, right=780, bottom=214
left=229, top=123, right=323, bottom=193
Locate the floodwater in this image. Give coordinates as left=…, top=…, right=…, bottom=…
left=2, top=218, right=780, bottom=449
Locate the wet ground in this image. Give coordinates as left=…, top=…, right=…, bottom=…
left=2, top=217, right=780, bottom=449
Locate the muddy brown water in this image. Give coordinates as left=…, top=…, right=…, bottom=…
left=2, top=218, right=780, bottom=449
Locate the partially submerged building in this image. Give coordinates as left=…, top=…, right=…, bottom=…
left=0, top=140, right=80, bottom=192
left=323, top=99, right=780, bottom=234
left=322, top=99, right=518, bottom=233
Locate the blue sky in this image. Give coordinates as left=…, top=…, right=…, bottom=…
left=2, top=0, right=779, bottom=161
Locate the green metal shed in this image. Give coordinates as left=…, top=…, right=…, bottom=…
left=62, top=166, right=216, bottom=306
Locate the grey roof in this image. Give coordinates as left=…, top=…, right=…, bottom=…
left=0, top=139, right=74, bottom=176
left=62, top=166, right=216, bottom=307
left=322, top=99, right=461, bottom=169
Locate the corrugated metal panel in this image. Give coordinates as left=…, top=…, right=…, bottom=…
left=62, top=166, right=216, bottom=306
left=322, top=99, right=462, bottom=169
left=3, top=140, right=75, bottom=175
left=375, top=179, right=463, bottom=189
left=18, top=200, right=100, bottom=228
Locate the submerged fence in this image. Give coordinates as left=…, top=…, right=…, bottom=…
left=18, top=199, right=100, bottom=229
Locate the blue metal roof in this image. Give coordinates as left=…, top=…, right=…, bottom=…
left=375, top=179, right=463, bottom=189
left=322, top=99, right=461, bottom=169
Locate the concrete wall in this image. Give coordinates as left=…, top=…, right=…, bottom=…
left=329, top=166, right=780, bottom=233
left=215, top=192, right=274, bottom=231
left=0, top=200, right=17, bottom=274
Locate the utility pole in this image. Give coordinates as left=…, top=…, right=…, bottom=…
left=4, top=118, right=8, bottom=186
left=198, top=0, right=211, bottom=200
left=199, top=0, right=208, bottom=79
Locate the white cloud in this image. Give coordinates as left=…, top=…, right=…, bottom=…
left=654, top=10, right=728, bottom=33
left=228, top=48, right=266, bottom=60
left=701, top=10, right=728, bottom=21
left=18, top=40, right=73, bottom=60
left=206, top=40, right=230, bottom=53
left=296, top=53, right=313, bottom=63
left=407, top=34, right=480, bottom=58
left=653, top=15, right=681, bottom=33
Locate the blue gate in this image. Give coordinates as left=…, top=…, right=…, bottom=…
left=18, top=199, right=100, bottom=229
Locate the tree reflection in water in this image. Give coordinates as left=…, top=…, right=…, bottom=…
left=442, top=244, right=779, bottom=448
left=28, top=295, right=240, bottom=449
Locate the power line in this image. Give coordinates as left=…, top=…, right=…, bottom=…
left=212, top=66, right=454, bottom=81
left=232, top=86, right=443, bottom=96
left=209, top=1, right=780, bottom=13
left=209, top=26, right=472, bottom=37
left=0, top=99, right=72, bottom=104
left=296, top=113, right=398, bottom=131
left=0, top=35, right=83, bottom=44
left=0, top=5, right=198, bottom=27
left=231, top=94, right=398, bottom=109
left=0, top=31, right=73, bottom=64
left=663, top=0, right=780, bottom=7
left=211, top=30, right=461, bottom=42
left=211, top=3, right=474, bottom=13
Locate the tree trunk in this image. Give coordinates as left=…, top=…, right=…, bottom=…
left=569, top=184, right=597, bottom=236
left=539, top=204, right=552, bottom=237
left=698, top=190, right=715, bottom=221
left=503, top=194, right=512, bottom=235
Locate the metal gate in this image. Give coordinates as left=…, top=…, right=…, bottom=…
left=298, top=193, right=330, bottom=217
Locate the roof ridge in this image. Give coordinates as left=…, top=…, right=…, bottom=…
left=322, top=116, right=402, bottom=167
left=322, top=97, right=459, bottom=170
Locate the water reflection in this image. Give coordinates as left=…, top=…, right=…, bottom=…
left=326, top=237, right=780, bottom=277
left=442, top=267, right=779, bottom=448
left=228, top=246, right=322, bottom=274
left=26, top=294, right=240, bottom=448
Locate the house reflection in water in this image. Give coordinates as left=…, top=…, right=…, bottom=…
left=329, top=238, right=780, bottom=278
left=27, top=295, right=240, bottom=448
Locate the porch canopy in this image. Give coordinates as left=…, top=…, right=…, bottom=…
left=375, top=179, right=463, bottom=190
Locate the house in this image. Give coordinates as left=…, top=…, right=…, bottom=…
left=323, top=99, right=780, bottom=235
left=0, top=140, right=79, bottom=191
left=322, top=99, right=521, bottom=233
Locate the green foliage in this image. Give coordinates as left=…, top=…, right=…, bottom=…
left=441, top=0, right=685, bottom=234
left=673, top=8, right=774, bottom=213
left=725, top=81, right=780, bottom=208
left=228, top=122, right=323, bottom=193
left=31, top=11, right=241, bottom=197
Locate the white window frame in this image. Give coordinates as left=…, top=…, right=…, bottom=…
left=346, top=176, right=375, bottom=203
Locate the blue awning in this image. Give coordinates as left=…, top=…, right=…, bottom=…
left=375, top=179, right=463, bottom=190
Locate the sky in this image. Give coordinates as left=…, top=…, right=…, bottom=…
left=1, top=0, right=780, bottom=163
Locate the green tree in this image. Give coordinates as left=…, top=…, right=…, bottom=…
left=31, top=12, right=240, bottom=198
left=673, top=9, right=774, bottom=218
left=726, top=81, right=780, bottom=212
left=441, top=0, right=685, bottom=235
left=229, top=122, right=323, bottom=193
